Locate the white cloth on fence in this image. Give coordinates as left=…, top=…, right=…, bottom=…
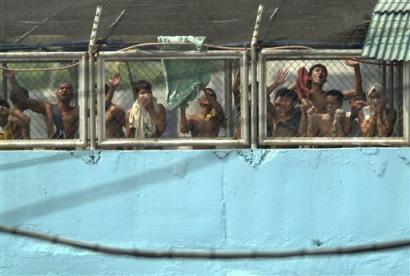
left=128, top=97, right=160, bottom=138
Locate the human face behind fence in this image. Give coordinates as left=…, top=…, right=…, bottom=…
left=326, top=95, right=341, bottom=115
left=309, top=66, right=327, bottom=85
left=198, top=89, right=216, bottom=108
left=56, top=82, right=74, bottom=103
left=368, top=89, right=385, bottom=112
left=275, top=96, right=295, bottom=114
left=136, top=88, right=153, bottom=106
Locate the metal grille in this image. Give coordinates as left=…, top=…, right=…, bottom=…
left=102, top=58, right=240, bottom=140
left=2, top=61, right=80, bottom=139
left=265, top=59, right=404, bottom=137
left=259, top=50, right=406, bottom=145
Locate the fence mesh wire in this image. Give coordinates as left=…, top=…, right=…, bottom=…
left=103, top=58, right=241, bottom=139
left=0, top=55, right=406, bottom=146
left=1, top=61, right=80, bottom=139
left=265, top=59, right=404, bottom=138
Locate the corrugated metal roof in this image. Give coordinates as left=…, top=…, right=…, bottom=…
left=374, top=0, right=410, bottom=12
left=362, top=0, right=410, bottom=61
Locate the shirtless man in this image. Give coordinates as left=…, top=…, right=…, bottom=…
left=7, top=88, right=30, bottom=139
left=263, top=68, right=302, bottom=137
left=5, top=69, right=79, bottom=139
left=126, top=80, right=166, bottom=138
left=267, top=88, right=304, bottom=137
left=105, top=73, right=125, bottom=138
left=296, top=60, right=362, bottom=113
left=359, top=84, right=396, bottom=137
left=307, top=89, right=352, bottom=137
left=3, top=70, right=47, bottom=139
left=180, top=87, right=225, bottom=138
left=0, top=99, right=30, bottom=140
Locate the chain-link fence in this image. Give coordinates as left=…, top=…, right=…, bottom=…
left=261, top=51, right=404, bottom=143
left=0, top=50, right=407, bottom=148
left=2, top=61, right=81, bottom=139
left=99, top=54, right=247, bottom=145
left=0, top=52, right=87, bottom=149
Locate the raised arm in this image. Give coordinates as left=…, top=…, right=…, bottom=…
left=267, top=68, right=289, bottom=96
left=9, top=107, right=30, bottom=127
left=343, top=59, right=363, bottom=99
left=180, top=107, right=192, bottom=134
left=3, top=69, right=20, bottom=90
left=106, top=73, right=121, bottom=108
left=375, top=100, right=397, bottom=136
left=145, top=103, right=166, bottom=137
left=4, top=69, right=50, bottom=115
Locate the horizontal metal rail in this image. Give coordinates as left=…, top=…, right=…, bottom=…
left=100, top=50, right=247, bottom=61
left=100, top=138, right=247, bottom=148
left=0, top=140, right=87, bottom=149
left=261, top=49, right=361, bottom=60
left=260, top=138, right=408, bottom=146
left=0, top=52, right=85, bottom=61
left=0, top=53, right=88, bottom=149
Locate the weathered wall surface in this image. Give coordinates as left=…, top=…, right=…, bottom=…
left=0, top=148, right=409, bottom=275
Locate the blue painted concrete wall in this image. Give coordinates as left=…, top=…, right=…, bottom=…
left=1, top=149, right=409, bottom=275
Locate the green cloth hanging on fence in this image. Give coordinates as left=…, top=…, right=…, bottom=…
left=159, top=36, right=212, bottom=110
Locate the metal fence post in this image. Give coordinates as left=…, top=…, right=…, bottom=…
left=224, top=60, right=233, bottom=137
left=250, top=4, right=263, bottom=148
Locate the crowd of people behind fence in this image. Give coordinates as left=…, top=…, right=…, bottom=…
left=264, top=59, right=396, bottom=138
left=0, top=59, right=397, bottom=144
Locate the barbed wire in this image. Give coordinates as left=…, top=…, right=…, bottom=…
left=1, top=224, right=409, bottom=259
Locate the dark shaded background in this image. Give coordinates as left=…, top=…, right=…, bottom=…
left=0, top=0, right=377, bottom=48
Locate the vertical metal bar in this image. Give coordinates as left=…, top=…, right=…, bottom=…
left=388, top=62, right=394, bottom=107
left=96, top=56, right=105, bottom=144
left=403, top=63, right=409, bottom=144
left=78, top=55, right=88, bottom=148
left=392, top=63, right=399, bottom=136
left=381, top=61, right=387, bottom=97
left=89, top=57, right=96, bottom=150
left=88, top=6, right=102, bottom=55
left=0, top=0, right=7, bottom=100
left=258, top=54, right=266, bottom=144
left=397, top=64, right=403, bottom=136
left=250, top=4, right=263, bottom=148
left=2, top=62, right=7, bottom=100
left=224, top=60, right=233, bottom=137
left=240, top=54, right=249, bottom=145
left=88, top=5, right=102, bottom=150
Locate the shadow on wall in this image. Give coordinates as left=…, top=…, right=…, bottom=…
left=1, top=150, right=227, bottom=225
